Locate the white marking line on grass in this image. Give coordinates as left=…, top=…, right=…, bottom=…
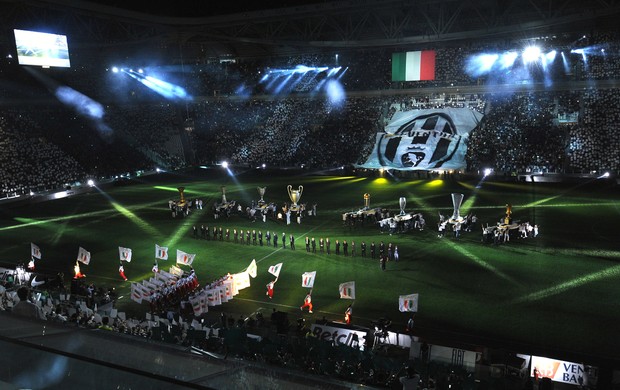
left=444, top=240, right=521, bottom=286
left=234, top=297, right=359, bottom=319
left=511, top=263, right=620, bottom=304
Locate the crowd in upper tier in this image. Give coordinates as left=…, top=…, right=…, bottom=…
left=1, top=31, right=620, bottom=197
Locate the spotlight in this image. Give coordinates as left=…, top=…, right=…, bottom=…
left=87, top=179, right=95, bottom=187
left=483, top=168, right=493, bottom=177
left=112, top=67, right=119, bottom=73
left=222, top=161, right=229, bottom=169
left=522, top=46, right=541, bottom=63
left=261, top=163, right=266, bottom=169
left=156, top=168, right=161, bottom=173
left=499, top=51, right=518, bottom=69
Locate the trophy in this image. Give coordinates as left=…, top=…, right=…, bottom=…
left=221, top=186, right=227, bottom=204
left=505, top=204, right=513, bottom=224
left=363, top=193, right=370, bottom=210
left=177, top=186, right=186, bottom=206
left=449, top=193, right=464, bottom=223
left=257, top=187, right=266, bottom=204
left=287, top=185, right=303, bottom=208
left=399, top=197, right=407, bottom=216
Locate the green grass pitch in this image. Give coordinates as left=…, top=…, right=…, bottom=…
left=1, top=168, right=619, bottom=364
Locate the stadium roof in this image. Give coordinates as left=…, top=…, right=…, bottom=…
left=1, top=0, right=619, bottom=59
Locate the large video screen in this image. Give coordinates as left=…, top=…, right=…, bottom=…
left=13, top=29, right=71, bottom=68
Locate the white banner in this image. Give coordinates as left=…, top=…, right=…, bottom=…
left=130, top=283, right=143, bottom=304
left=190, top=295, right=202, bottom=316
left=310, top=324, right=367, bottom=351
left=169, top=265, right=184, bottom=277
left=531, top=356, right=598, bottom=387
left=223, top=280, right=235, bottom=299
left=206, top=289, right=221, bottom=306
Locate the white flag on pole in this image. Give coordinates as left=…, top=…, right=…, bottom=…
left=176, top=249, right=195, bottom=266
left=155, top=244, right=169, bottom=260
left=339, top=281, right=356, bottom=299
left=399, top=293, right=419, bottom=312
left=119, top=247, right=132, bottom=262
left=31, top=243, right=42, bottom=259
left=302, top=271, right=316, bottom=288
left=77, top=247, right=91, bottom=265
left=233, top=272, right=251, bottom=291
left=268, top=263, right=283, bottom=278
left=247, top=259, right=257, bottom=278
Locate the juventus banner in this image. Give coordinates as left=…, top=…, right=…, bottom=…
left=359, top=108, right=483, bottom=170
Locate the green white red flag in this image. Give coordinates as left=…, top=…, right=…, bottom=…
left=302, top=271, right=316, bottom=288
left=339, top=281, right=356, bottom=299
left=119, top=246, right=132, bottom=262
left=399, top=293, right=419, bottom=312
left=77, top=246, right=91, bottom=265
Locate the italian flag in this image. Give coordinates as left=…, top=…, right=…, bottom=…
left=392, top=51, right=436, bottom=81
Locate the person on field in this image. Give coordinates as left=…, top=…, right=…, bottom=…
left=300, top=291, right=313, bottom=313
left=266, top=278, right=277, bottom=299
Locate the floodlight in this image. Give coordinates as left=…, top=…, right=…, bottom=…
left=522, top=46, right=541, bottom=63
left=483, top=168, right=492, bottom=177
left=222, top=161, right=229, bottom=169
left=87, top=179, right=95, bottom=187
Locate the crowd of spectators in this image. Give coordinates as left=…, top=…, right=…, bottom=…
left=0, top=108, right=86, bottom=195
left=567, top=88, right=620, bottom=173
left=2, top=32, right=620, bottom=197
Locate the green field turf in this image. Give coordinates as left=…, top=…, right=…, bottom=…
left=1, top=168, right=619, bottom=365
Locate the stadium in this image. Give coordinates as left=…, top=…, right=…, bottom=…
left=1, top=1, right=620, bottom=389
